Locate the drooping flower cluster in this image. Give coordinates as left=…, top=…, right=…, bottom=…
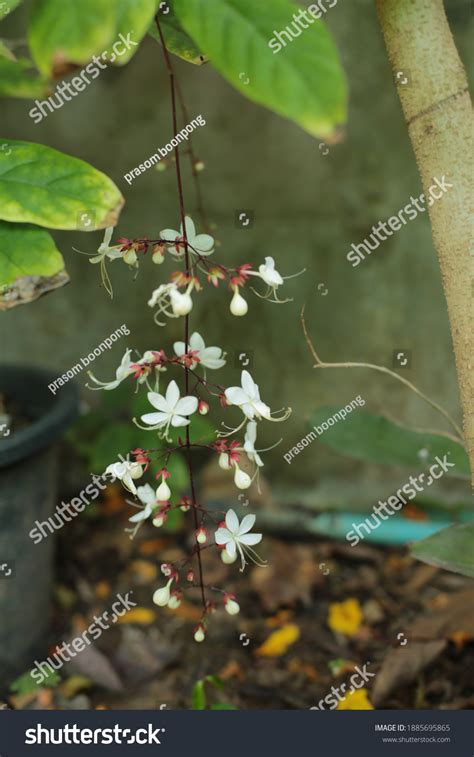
left=87, top=215, right=299, bottom=641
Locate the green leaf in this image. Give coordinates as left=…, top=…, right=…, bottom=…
left=191, top=679, right=206, bottom=710
left=28, top=0, right=116, bottom=76
left=0, top=0, right=23, bottom=21
left=172, top=0, right=347, bottom=140
left=210, top=703, right=238, bottom=710
left=112, top=0, right=160, bottom=65
left=311, top=407, right=470, bottom=479
left=0, top=56, right=49, bottom=98
left=10, top=667, right=61, bottom=695
left=0, top=139, right=124, bottom=230
left=148, top=8, right=207, bottom=65
left=88, top=422, right=154, bottom=474
left=28, top=0, right=157, bottom=75
left=0, top=221, right=68, bottom=310
left=411, top=522, right=474, bottom=577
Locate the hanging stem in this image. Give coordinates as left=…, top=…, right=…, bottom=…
left=301, top=307, right=465, bottom=445
left=155, top=13, right=206, bottom=609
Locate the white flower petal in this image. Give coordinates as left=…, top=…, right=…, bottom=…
left=165, top=380, right=180, bottom=409
left=147, top=391, right=169, bottom=413
left=175, top=396, right=198, bottom=416
left=225, top=387, right=249, bottom=406
left=170, top=415, right=190, bottom=427
left=215, top=527, right=231, bottom=545
left=225, top=509, right=239, bottom=534
left=193, top=233, right=214, bottom=253
left=238, top=514, right=256, bottom=535
left=239, top=533, right=262, bottom=546
left=141, top=411, right=168, bottom=426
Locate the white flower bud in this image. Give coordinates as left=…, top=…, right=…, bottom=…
left=168, top=592, right=182, bottom=609
left=153, top=512, right=167, bottom=528
left=234, top=467, right=252, bottom=490
left=225, top=598, right=240, bottom=616
left=153, top=579, right=173, bottom=607
left=152, top=249, right=165, bottom=264
left=230, top=290, right=248, bottom=317
left=221, top=549, right=237, bottom=565
left=156, top=480, right=171, bottom=501
left=170, top=289, right=193, bottom=316
left=194, top=626, right=206, bottom=643
left=196, top=527, right=208, bottom=545
left=130, top=464, right=143, bottom=480
left=123, top=249, right=138, bottom=266
left=218, top=452, right=232, bottom=471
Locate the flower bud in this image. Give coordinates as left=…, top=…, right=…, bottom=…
left=153, top=510, right=168, bottom=528
left=195, top=527, right=208, bottom=545
left=230, top=289, right=248, bottom=317
left=170, top=289, right=193, bottom=316
left=168, top=591, right=182, bottom=609
left=218, top=452, right=232, bottom=471
left=234, top=467, right=252, bottom=490
left=186, top=569, right=195, bottom=583
left=153, top=578, right=173, bottom=607
left=179, top=496, right=192, bottom=512
left=221, top=549, right=238, bottom=565
left=194, top=624, right=206, bottom=643
left=194, top=160, right=205, bottom=172
left=130, top=464, right=143, bottom=480
left=161, top=563, right=172, bottom=577
left=224, top=594, right=240, bottom=615
left=152, top=244, right=165, bottom=264
left=156, top=480, right=171, bottom=502
left=123, top=249, right=138, bottom=266
left=198, top=400, right=209, bottom=415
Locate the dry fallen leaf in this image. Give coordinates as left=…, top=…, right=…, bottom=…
left=251, top=542, right=321, bottom=612
left=256, top=624, right=300, bottom=657
left=372, top=641, right=446, bottom=706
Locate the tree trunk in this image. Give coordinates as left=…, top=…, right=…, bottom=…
left=376, top=0, right=473, bottom=481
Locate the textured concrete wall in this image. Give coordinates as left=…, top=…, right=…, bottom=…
left=1, top=1, right=472, bottom=505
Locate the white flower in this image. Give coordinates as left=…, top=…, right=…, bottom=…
left=128, top=484, right=157, bottom=524
left=106, top=458, right=143, bottom=495
left=140, top=380, right=198, bottom=437
left=215, top=509, right=263, bottom=571
left=169, top=288, right=193, bottom=316
left=257, top=257, right=284, bottom=288
left=173, top=332, right=226, bottom=370
left=244, top=422, right=264, bottom=467
left=225, top=370, right=271, bottom=421
left=148, top=281, right=195, bottom=326
left=87, top=349, right=134, bottom=391
left=160, top=216, right=214, bottom=258
left=90, top=227, right=123, bottom=264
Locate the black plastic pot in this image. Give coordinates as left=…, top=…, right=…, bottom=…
left=0, top=365, right=79, bottom=682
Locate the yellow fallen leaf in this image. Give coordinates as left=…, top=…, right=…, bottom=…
left=328, top=598, right=363, bottom=637
left=337, top=688, right=374, bottom=710
left=130, top=560, right=158, bottom=584
left=256, top=623, right=300, bottom=657
left=117, top=607, right=156, bottom=625
left=60, top=675, right=93, bottom=699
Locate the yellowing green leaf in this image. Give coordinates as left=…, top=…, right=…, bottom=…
left=0, top=221, right=68, bottom=310
left=0, top=139, right=124, bottom=230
